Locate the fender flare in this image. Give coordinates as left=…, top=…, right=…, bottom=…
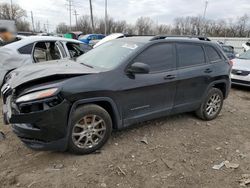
left=67, top=97, right=122, bottom=130
left=203, top=79, right=230, bottom=99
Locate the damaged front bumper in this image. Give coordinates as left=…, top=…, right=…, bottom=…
left=3, top=93, right=71, bottom=151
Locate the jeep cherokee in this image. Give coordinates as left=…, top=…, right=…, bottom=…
left=1, top=36, right=232, bottom=154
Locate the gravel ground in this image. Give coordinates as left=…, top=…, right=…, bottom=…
left=0, top=87, right=249, bottom=188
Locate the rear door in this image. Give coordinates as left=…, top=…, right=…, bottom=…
left=174, top=42, right=212, bottom=111
left=32, top=41, right=65, bottom=63
left=120, top=42, right=178, bottom=124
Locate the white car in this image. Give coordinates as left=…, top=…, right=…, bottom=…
left=0, top=36, right=92, bottom=86
left=242, top=42, right=250, bottom=52
left=231, top=50, right=250, bottom=87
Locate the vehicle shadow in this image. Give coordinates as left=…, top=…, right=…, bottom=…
left=231, top=85, right=250, bottom=92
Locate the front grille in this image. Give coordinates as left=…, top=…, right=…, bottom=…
left=231, top=79, right=250, bottom=85
left=232, top=69, right=250, bottom=76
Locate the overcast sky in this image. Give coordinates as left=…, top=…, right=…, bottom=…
left=2, top=0, right=250, bottom=31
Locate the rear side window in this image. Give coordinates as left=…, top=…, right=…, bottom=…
left=205, top=46, right=222, bottom=62
left=177, top=43, right=205, bottom=68
left=133, top=43, right=175, bottom=72
left=18, top=43, right=34, bottom=54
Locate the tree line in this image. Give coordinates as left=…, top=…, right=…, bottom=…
left=57, top=14, right=250, bottom=38
left=0, top=2, right=249, bottom=37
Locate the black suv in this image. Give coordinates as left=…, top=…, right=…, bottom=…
left=1, top=36, right=232, bottom=154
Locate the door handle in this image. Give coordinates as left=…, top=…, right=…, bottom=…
left=164, top=75, right=176, bottom=80
left=204, top=68, right=213, bottom=73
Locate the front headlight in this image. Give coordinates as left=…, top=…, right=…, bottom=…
left=16, top=88, right=58, bottom=103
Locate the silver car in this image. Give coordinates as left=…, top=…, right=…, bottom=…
left=231, top=50, right=250, bottom=87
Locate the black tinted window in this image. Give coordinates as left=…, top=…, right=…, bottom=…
left=18, top=43, right=34, bottom=54
left=177, top=44, right=205, bottom=67
left=134, top=43, right=175, bottom=72
left=205, top=46, right=221, bottom=62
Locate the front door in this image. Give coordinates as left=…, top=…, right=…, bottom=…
left=119, top=43, right=178, bottom=125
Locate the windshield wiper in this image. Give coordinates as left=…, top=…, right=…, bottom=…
left=80, top=62, right=93, bottom=68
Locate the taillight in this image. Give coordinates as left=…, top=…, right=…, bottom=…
left=229, top=60, right=234, bottom=67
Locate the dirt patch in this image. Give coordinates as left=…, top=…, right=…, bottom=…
left=0, top=88, right=250, bottom=188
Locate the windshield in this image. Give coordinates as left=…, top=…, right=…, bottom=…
left=79, top=35, right=90, bottom=40
left=238, top=50, right=250, bottom=60
left=77, top=41, right=142, bottom=70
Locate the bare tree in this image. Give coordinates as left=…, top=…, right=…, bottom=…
left=135, top=17, right=154, bottom=35
left=0, top=2, right=30, bottom=31
left=237, top=14, right=249, bottom=37
left=155, top=24, right=172, bottom=35
left=57, top=13, right=250, bottom=37
left=77, top=15, right=93, bottom=34
left=0, top=3, right=26, bottom=20
left=16, top=19, right=30, bottom=31
left=56, top=22, right=70, bottom=34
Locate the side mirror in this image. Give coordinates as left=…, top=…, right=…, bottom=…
left=127, top=62, right=150, bottom=74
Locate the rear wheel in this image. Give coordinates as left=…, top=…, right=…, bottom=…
left=68, top=104, right=112, bottom=154
left=196, top=88, right=224, bottom=120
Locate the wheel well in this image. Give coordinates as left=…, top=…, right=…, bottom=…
left=77, top=101, right=118, bottom=130
left=213, top=82, right=226, bottom=98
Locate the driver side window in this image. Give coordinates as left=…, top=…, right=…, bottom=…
left=133, top=43, right=175, bottom=73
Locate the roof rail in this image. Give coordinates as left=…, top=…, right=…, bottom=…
left=150, top=35, right=211, bottom=41
left=124, top=34, right=154, bottom=37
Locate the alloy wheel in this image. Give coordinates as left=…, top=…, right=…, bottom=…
left=205, top=93, right=222, bottom=117
left=72, top=114, right=106, bottom=149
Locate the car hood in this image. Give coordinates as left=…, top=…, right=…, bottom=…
left=7, top=60, right=100, bottom=89
left=232, top=58, right=250, bottom=71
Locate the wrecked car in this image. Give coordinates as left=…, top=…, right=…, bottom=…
left=2, top=36, right=231, bottom=154
left=0, top=36, right=92, bottom=87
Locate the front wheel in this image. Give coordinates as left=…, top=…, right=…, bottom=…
left=196, top=88, right=224, bottom=121
left=68, top=104, right=112, bottom=154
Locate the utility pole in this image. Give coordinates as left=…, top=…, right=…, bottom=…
left=104, top=0, right=107, bottom=35
left=46, top=20, right=49, bottom=33
left=10, top=0, right=13, bottom=20
left=89, top=0, right=94, bottom=33
left=202, top=0, right=208, bottom=35
left=43, top=24, right=46, bottom=33
left=73, top=9, right=79, bottom=30
left=66, top=0, right=73, bottom=31
left=203, top=0, right=208, bottom=20
left=31, top=11, right=35, bottom=32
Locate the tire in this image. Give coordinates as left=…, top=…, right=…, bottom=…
left=68, top=104, right=112, bottom=155
left=195, top=88, right=224, bottom=121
